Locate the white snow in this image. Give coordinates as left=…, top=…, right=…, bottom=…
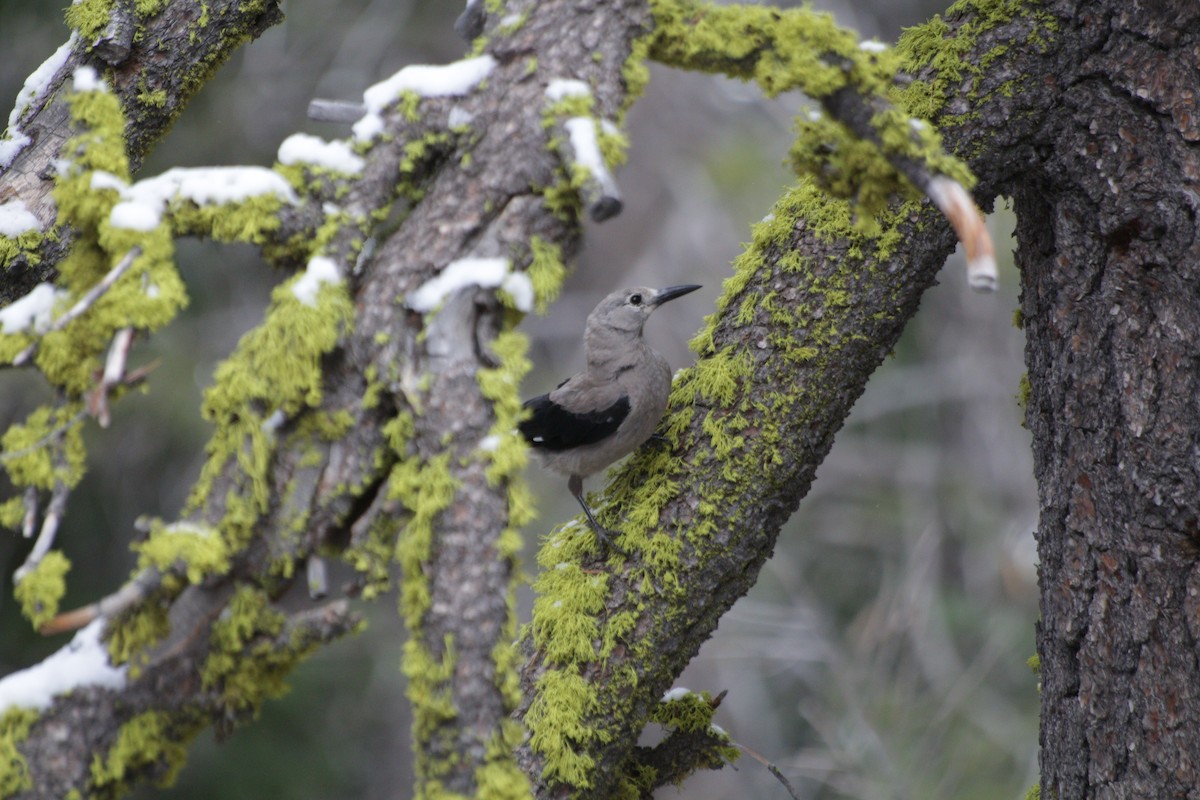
left=8, top=36, right=76, bottom=131
left=1, top=35, right=76, bottom=169
left=291, top=256, right=342, bottom=307
left=858, top=39, right=888, bottom=53
left=0, top=200, right=40, bottom=236
left=261, top=409, right=287, bottom=433
left=109, top=201, right=161, bottom=231
left=90, top=171, right=128, bottom=193
left=447, top=106, right=474, bottom=128
left=500, top=272, right=534, bottom=313
left=564, top=117, right=607, bottom=177
left=72, top=65, right=106, bottom=93
left=0, top=133, right=32, bottom=170
left=0, top=283, right=66, bottom=334
left=407, top=257, right=511, bottom=313
left=0, top=619, right=127, bottom=713
left=478, top=435, right=501, bottom=452
left=545, top=79, right=590, bottom=101
left=351, top=114, right=385, bottom=142
left=661, top=687, right=693, bottom=703
left=354, top=55, right=496, bottom=141
left=277, top=133, right=364, bottom=175
left=108, top=166, right=298, bottom=231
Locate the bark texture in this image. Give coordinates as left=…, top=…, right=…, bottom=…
left=1015, top=2, right=1200, bottom=797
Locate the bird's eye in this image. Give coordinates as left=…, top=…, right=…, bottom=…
left=629, top=293, right=643, bottom=306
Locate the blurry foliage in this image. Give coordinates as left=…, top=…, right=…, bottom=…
left=0, top=0, right=1036, bottom=797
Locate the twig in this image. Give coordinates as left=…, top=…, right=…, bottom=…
left=818, top=75, right=997, bottom=293
left=0, top=407, right=87, bottom=465
left=90, top=326, right=135, bottom=427
left=21, top=486, right=38, bottom=538
left=39, top=567, right=164, bottom=635
left=13, top=247, right=141, bottom=366
left=308, top=99, right=366, bottom=123
left=13, top=478, right=70, bottom=584
left=925, top=176, right=997, bottom=292
left=736, top=742, right=803, bottom=800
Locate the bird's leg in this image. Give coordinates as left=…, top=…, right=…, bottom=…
left=568, top=474, right=626, bottom=555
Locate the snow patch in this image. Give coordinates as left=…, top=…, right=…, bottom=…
left=291, top=256, right=342, bottom=307
left=354, top=55, right=495, bottom=141
left=0, top=283, right=66, bottom=334
left=407, top=257, right=511, bottom=313
left=108, top=166, right=298, bottom=231
left=0, top=200, right=40, bottom=236
left=277, top=133, right=364, bottom=175
left=72, top=65, right=106, bottom=93
left=545, top=79, right=590, bottom=101
left=0, top=619, right=127, bottom=713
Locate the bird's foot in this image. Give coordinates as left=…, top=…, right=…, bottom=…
left=588, top=522, right=629, bottom=558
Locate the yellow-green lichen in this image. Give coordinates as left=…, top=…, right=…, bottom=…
left=525, top=666, right=600, bottom=787
left=134, top=520, right=228, bottom=585
left=14, top=551, right=71, bottom=630
left=0, top=404, right=87, bottom=491
left=0, top=227, right=44, bottom=271
left=186, top=273, right=353, bottom=549
left=200, top=584, right=324, bottom=716
left=88, top=711, right=196, bottom=796
left=106, top=601, right=170, bottom=670
left=64, top=0, right=114, bottom=39
left=0, top=707, right=37, bottom=796
left=527, top=237, right=569, bottom=313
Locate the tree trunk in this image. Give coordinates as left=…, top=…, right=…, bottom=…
left=1016, top=1, right=1200, bottom=796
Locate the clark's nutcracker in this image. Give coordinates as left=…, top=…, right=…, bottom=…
left=519, top=284, right=701, bottom=549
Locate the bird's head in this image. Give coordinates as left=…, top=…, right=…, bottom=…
left=585, top=285, right=702, bottom=344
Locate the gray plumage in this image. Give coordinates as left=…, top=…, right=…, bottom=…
left=520, top=284, right=700, bottom=548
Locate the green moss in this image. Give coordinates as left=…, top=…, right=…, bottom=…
left=1027, top=653, right=1040, bottom=674
left=107, top=602, right=170, bottom=670
left=527, top=237, right=569, bottom=313
left=89, top=711, right=196, bottom=796
left=14, top=551, right=71, bottom=630
left=1024, top=783, right=1041, bottom=800
left=525, top=666, right=599, bottom=787
left=0, top=227, right=44, bottom=271
left=1016, top=372, right=1031, bottom=412
left=134, top=520, right=228, bottom=585
left=200, top=584, right=328, bottom=718
left=187, top=272, right=353, bottom=548
left=1, top=404, right=87, bottom=492
left=64, top=0, right=114, bottom=39
left=652, top=690, right=713, bottom=731
left=0, top=708, right=37, bottom=796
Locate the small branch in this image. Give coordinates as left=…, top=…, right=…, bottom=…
left=91, top=0, right=137, bottom=65
left=0, top=407, right=86, bottom=466
left=21, top=486, right=38, bottom=538
left=553, top=117, right=623, bottom=222
left=308, top=99, right=367, bottom=123
left=13, top=247, right=142, bottom=366
left=13, top=478, right=70, bottom=584
left=925, top=176, right=997, bottom=291
left=306, top=555, right=328, bottom=599
left=736, top=742, right=803, bottom=800
left=90, top=326, right=135, bottom=427
left=40, top=567, right=164, bottom=635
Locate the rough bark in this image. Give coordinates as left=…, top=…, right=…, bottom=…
left=1015, top=2, right=1200, bottom=797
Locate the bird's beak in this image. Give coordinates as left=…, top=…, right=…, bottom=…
left=651, top=284, right=702, bottom=306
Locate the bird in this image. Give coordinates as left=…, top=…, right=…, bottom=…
left=519, top=284, right=701, bottom=551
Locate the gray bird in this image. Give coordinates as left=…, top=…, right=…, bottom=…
left=519, top=284, right=701, bottom=550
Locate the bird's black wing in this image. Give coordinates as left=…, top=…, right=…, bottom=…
left=519, top=393, right=631, bottom=452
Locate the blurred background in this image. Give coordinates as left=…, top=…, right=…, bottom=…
left=0, top=0, right=1038, bottom=797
